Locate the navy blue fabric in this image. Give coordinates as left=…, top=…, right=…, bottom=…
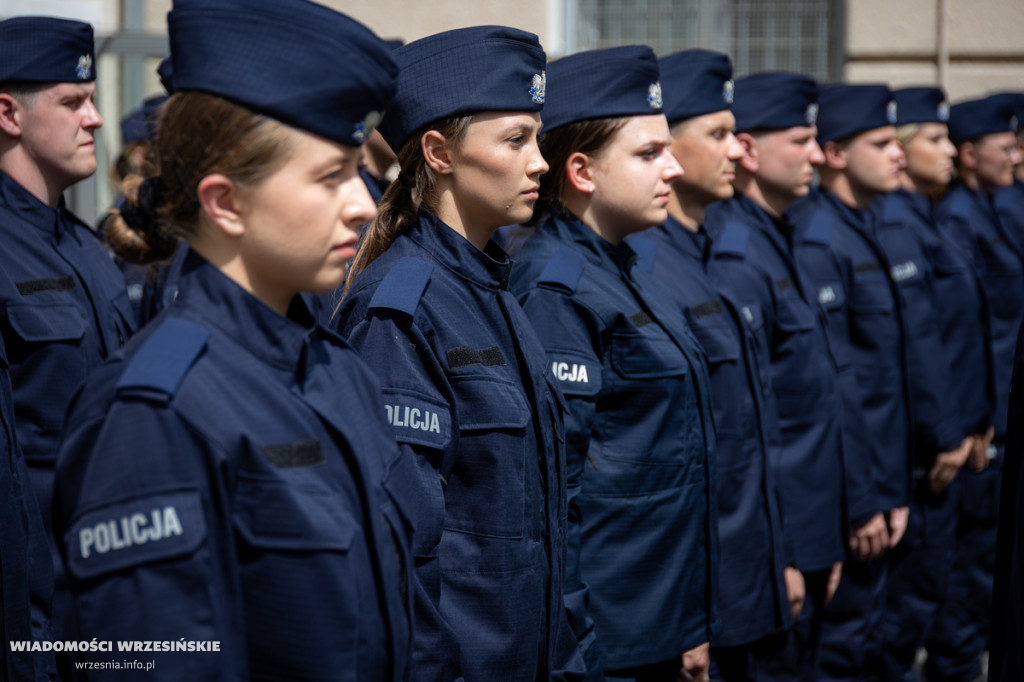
left=704, top=195, right=846, bottom=573
left=0, top=334, right=55, bottom=681
left=119, top=95, right=168, bottom=144
left=55, top=251, right=413, bottom=680
left=935, top=182, right=1024, bottom=442
left=817, top=556, right=889, bottom=680
left=157, top=56, right=174, bottom=94
left=0, top=16, right=95, bottom=83
left=659, top=50, right=733, bottom=124
left=168, top=0, right=397, bottom=146
left=367, top=256, right=433, bottom=316
left=994, top=178, right=1024, bottom=253
left=510, top=213, right=718, bottom=673
left=378, top=26, right=546, bottom=151
left=338, top=212, right=585, bottom=682
left=731, top=72, right=818, bottom=133
left=816, top=84, right=896, bottom=143
left=872, top=190, right=977, bottom=458
left=631, top=218, right=788, bottom=648
left=790, top=190, right=913, bottom=519
left=541, top=46, right=663, bottom=133
left=0, top=170, right=135, bottom=642
left=948, top=95, right=1018, bottom=146
left=893, top=87, right=950, bottom=126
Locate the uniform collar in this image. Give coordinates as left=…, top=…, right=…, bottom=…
left=407, top=210, right=513, bottom=291
left=0, top=170, right=62, bottom=238
left=656, top=213, right=709, bottom=263
left=816, top=187, right=872, bottom=232
left=548, top=210, right=639, bottom=273
left=889, top=188, right=932, bottom=223
left=176, top=249, right=318, bottom=375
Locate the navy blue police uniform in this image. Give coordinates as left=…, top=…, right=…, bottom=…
left=868, top=87, right=995, bottom=681
left=990, top=93, right=1024, bottom=250
left=788, top=86, right=914, bottom=681
left=338, top=26, right=584, bottom=682
left=0, top=333, right=56, bottom=682
left=512, top=213, right=719, bottom=677
left=926, top=96, right=1024, bottom=682
left=703, top=72, right=848, bottom=682
left=0, top=16, right=137, bottom=643
left=57, top=252, right=413, bottom=680
left=640, top=49, right=789, bottom=671
left=53, top=1, right=413, bottom=677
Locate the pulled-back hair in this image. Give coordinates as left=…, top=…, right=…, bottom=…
left=345, top=116, right=472, bottom=289
left=104, top=92, right=294, bottom=264
left=895, top=123, right=923, bottom=147
left=526, top=117, right=626, bottom=226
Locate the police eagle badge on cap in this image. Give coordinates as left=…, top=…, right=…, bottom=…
left=722, top=79, right=735, bottom=105
left=353, top=110, right=383, bottom=144
left=647, top=82, right=663, bottom=110
left=1013, top=115, right=1020, bottom=131
left=76, top=54, right=93, bottom=80
left=938, top=101, right=950, bottom=122
left=530, top=72, right=546, bottom=104
left=805, top=102, right=818, bottom=126
left=887, top=100, right=898, bottom=124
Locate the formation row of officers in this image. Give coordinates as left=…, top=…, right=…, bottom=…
left=1, top=1, right=1024, bottom=681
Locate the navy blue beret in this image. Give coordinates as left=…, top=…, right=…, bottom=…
left=0, top=16, right=95, bottom=84
left=121, top=95, right=169, bottom=144
left=732, top=72, right=818, bottom=133
left=893, top=87, right=949, bottom=125
left=168, top=0, right=397, bottom=147
left=989, top=92, right=1024, bottom=130
left=157, top=57, right=174, bottom=94
left=541, top=45, right=663, bottom=134
left=817, top=84, right=896, bottom=143
left=659, top=49, right=733, bottom=124
left=949, top=95, right=1018, bottom=146
left=378, top=26, right=546, bottom=151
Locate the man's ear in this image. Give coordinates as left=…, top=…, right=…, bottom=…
left=0, top=94, right=24, bottom=138
left=736, top=132, right=758, bottom=174
left=422, top=130, right=454, bottom=175
left=823, top=139, right=848, bottom=171
left=197, top=174, right=246, bottom=238
left=958, top=141, right=978, bottom=171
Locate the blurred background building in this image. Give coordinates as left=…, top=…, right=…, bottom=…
left=2, top=0, right=1021, bottom=222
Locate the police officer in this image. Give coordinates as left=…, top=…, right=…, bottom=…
left=786, top=84, right=913, bottom=680
left=0, top=15, right=136, bottom=642
left=509, top=46, right=717, bottom=682
left=632, top=50, right=790, bottom=681
left=54, top=1, right=413, bottom=679
left=991, top=93, right=1024, bottom=250
left=703, top=72, right=846, bottom=681
left=0, top=334, right=55, bottom=681
left=870, top=86, right=992, bottom=681
left=926, top=94, right=1024, bottom=682
left=338, top=27, right=584, bottom=682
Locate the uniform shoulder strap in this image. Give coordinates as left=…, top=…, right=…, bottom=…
left=801, top=211, right=833, bottom=245
left=712, top=220, right=749, bottom=258
left=537, top=245, right=586, bottom=293
left=628, top=235, right=657, bottom=273
left=115, top=317, right=210, bottom=399
left=368, top=256, right=434, bottom=317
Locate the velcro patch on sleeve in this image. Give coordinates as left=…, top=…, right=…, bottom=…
left=65, top=489, right=207, bottom=581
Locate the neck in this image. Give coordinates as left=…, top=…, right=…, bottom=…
left=433, top=190, right=496, bottom=250
left=959, top=169, right=988, bottom=195
left=0, top=152, right=66, bottom=208
left=667, top=186, right=702, bottom=232
left=191, top=231, right=294, bottom=317
left=562, top=191, right=628, bottom=245
left=734, top=172, right=789, bottom=218
left=821, top=171, right=874, bottom=210
left=899, top=171, right=943, bottom=199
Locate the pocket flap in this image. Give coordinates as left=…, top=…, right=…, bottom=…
left=7, top=302, right=86, bottom=342
left=451, top=376, right=530, bottom=430
left=234, top=478, right=354, bottom=552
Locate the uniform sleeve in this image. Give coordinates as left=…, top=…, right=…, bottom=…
left=515, top=287, right=606, bottom=682
left=344, top=312, right=465, bottom=682
left=55, top=395, right=247, bottom=682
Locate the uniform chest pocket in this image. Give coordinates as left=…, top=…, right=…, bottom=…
left=6, top=302, right=86, bottom=343
left=611, top=328, right=689, bottom=379
left=445, top=376, right=531, bottom=539
left=814, top=280, right=846, bottom=313
left=850, top=275, right=895, bottom=313
left=775, top=294, right=816, bottom=334
left=687, top=315, right=741, bottom=367
left=233, top=477, right=360, bottom=679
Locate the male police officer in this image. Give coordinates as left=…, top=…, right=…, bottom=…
left=927, top=94, right=1024, bottom=682
left=0, top=16, right=135, bottom=642
left=703, top=73, right=846, bottom=681
left=787, top=84, right=913, bottom=681
left=634, top=51, right=790, bottom=681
